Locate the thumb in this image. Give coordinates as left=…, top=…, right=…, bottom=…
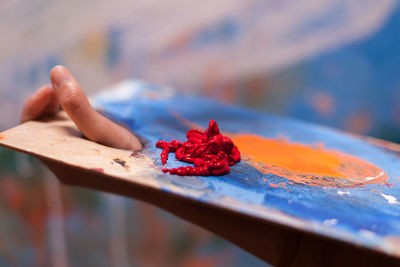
left=50, top=65, right=142, bottom=151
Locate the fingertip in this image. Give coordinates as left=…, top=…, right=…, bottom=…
left=50, top=65, right=74, bottom=89
left=49, top=65, right=65, bottom=82
left=38, top=83, right=52, bottom=94
left=47, top=65, right=143, bottom=151
left=50, top=65, right=67, bottom=76
left=49, top=65, right=89, bottom=116
left=30, top=84, right=53, bottom=104
left=21, top=85, right=53, bottom=123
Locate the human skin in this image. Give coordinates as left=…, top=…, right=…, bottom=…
left=21, top=65, right=142, bottom=151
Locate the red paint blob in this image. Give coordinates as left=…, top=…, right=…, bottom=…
left=156, top=120, right=240, bottom=176
left=90, top=168, right=104, bottom=173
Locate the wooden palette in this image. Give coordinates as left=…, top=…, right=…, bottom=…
left=1, top=81, right=399, bottom=265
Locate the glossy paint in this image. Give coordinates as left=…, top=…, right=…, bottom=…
left=94, top=81, right=400, bottom=258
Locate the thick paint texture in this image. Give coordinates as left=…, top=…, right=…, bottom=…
left=232, top=134, right=388, bottom=188
left=94, top=82, right=400, bottom=259
left=157, top=120, right=240, bottom=176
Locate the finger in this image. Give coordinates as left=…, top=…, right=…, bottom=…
left=21, top=85, right=53, bottom=123
left=50, top=65, right=142, bottom=151
left=43, top=85, right=60, bottom=115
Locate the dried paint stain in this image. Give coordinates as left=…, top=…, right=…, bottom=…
left=113, top=158, right=129, bottom=170
left=231, top=134, right=388, bottom=188
left=130, top=151, right=145, bottom=159
left=90, top=168, right=104, bottom=173
left=268, top=182, right=287, bottom=189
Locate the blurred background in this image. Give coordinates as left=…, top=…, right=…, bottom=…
left=0, top=0, right=399, bottom=266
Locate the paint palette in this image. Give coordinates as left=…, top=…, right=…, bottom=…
left=1, top=80, right=400, bottom=262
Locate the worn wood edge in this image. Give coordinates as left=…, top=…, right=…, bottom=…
left=0, top=113, right=159, bottom=189
left=39, top=156, right=400, bottom=266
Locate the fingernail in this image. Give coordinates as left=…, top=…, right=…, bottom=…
left=50, top=65, right=74, bottom=88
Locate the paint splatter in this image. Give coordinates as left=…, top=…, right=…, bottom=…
left=359, top=229, right=377, bottom=239
left=323, top=218, right=338, bottom=227
left=90, top=168, right=104, bottom=173
left=231, top=134, right=389, bottom=188
left=112, top=158, right=129, bottom=170
left=268, top=182, right=286, bottom=189
left=381, top=193, right=400, bottom=204
left=269, top=183, right=279, bottom=188
left=130, top=151, right=144, bottom=159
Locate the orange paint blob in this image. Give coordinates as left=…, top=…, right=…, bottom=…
left=268, top=182, right=287, bottom=189
left=168, top=111, right=389, bottom=188
left=232, top=134, right=388, bottom=188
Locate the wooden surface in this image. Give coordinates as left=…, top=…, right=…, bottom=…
left=0, top=112, right=399, bottom=266
left=1, top=82, right=400, bottom=265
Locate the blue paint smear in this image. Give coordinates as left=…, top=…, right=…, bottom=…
left=94, top=83, right=400, bottom=252
left=191, top=17, right=242, bottom=47
left=107, top=26, right=124, bottom=68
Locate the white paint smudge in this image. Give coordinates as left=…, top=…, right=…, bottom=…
left=337, top=191, right=350, bottom=195
left=359, top=229, right=377, bottom=239
left=381, top=193, right=400, bottom=204
left=365, top=171, right=384, bottom=181
left=323, top=218, right=338, bottom=227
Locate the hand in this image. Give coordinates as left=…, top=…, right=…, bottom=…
left=21, top=65, right=143, bottom=151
